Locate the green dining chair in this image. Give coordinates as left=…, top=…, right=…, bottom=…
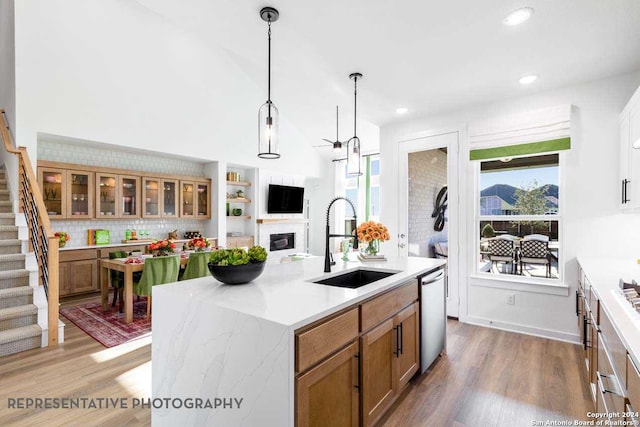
left=181, top=252, right=211, bottom=281
left=132, top=255, right=180, bottom=318
left=109, top=251, right=128, bottom=310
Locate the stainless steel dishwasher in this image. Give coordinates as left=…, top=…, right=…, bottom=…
left=420, top=268, right=446, bottom=373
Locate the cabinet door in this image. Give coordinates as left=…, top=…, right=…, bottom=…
left=96, top=173, right=118, bottom=218
left=361, top=318, right=396, bottom=427
left=620, top=113, right=631, bottom=208
left=68, top=259, right=98, bottom=294
left=180, top=181, right=195, bottom=218
left=195, top=181, right=210, bottom=219
left=142, top=178, right=161, bottom=218
left=296, top=341, right=359, bottom=427
left=394, top=302, right=420, bottom=391
left=67, top=170, right=93, bottom=219
left=38, top=167, right=66, bottom=218
left=58, top=262, right=72, bottom=296
left=630, top=105, right=640, bottom=208
left=161, top=179, right=178, bottom=218
left=119, top=175, right=140, bottom=218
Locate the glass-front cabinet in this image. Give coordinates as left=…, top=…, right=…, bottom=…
left=38, top=167, right=65, bottom=218
left=96, top=173, right=117, bottom=218
left=180, top=181, right=195, bottom=217
left=162, top=179, right=178, bottom=218
left=142, top=178, right=160, bottom=218
left=67, top=170, right=93, bottom=219
left=120, top=175, right=140, bottom=218
left=196, top=182, right=210, bottom=218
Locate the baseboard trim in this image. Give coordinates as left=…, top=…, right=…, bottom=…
left=464, top=315, right=580, bottom=345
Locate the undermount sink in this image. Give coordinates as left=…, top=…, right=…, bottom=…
left=311, top=269, right=399, bottom=289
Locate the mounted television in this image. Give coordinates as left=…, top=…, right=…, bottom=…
left=267, top=184, right=304, bottom=214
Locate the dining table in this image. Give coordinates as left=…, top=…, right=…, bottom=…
left=100, top=255, right=189, bottom=323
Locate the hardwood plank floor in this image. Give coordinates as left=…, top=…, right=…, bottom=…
left=1, top=297, right=592, bottom=427
left=0, top=295, right=151, bottom=426
left=379, top=320, right=594, bottom=427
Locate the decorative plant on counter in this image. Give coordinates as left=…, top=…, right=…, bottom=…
left=147, top=239, right=176, bottom=257
left=207, top=245, right=268, bottom=285
left=186, top=237, right=211, bottom=252
left=54, top=232, right=70, bottom=248
left=356, top=221, right=390, bottom=256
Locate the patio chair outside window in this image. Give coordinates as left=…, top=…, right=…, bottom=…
left=488, top=237, right=516, bottom=274
left=519, top=239, right=551, bottom=278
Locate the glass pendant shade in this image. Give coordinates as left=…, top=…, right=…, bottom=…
left=258, top=100, right=280, bottom=159
left=347, top=136, right=362, bottom=175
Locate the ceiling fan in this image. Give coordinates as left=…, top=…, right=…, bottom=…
left=314, top=106, right=347, bottom=152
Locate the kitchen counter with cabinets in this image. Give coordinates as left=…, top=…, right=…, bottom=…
left=152, top=255, right=445, bottom=427
left=576, top=257, right=640, bottom=424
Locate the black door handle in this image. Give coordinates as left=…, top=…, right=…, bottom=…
left=354, top=353, right=360, bottom=390
left=394, top=325, right=400, bottom=357
left=399, top=322, right=403, bottom=355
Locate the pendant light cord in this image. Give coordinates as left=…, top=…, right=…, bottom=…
left=267, top=19, right=272, bottom=103
left=353, top=76, right=358, bottom=137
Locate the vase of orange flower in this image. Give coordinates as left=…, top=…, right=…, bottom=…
left=147, top=239, right=176, bottom=257
left=187, top=237, right=211, bottom=252
left=356, top=221, right=390, bottom=256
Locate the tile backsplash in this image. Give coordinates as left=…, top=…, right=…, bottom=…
left=52, top=218, right=208, bottom=248
left=37, top=140, right=206, bottom=177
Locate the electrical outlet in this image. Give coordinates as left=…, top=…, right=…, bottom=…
left=507, top=294, right=515, bottom=305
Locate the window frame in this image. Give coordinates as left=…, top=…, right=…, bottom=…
left=473, top=152, right=565, bottom=285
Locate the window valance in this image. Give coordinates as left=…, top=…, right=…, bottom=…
left=469, top=105, right=572, bottom=161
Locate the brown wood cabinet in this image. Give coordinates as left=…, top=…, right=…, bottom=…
left=59, top=250, right=99, bottom=296
left=38, top=161, right=210, bottom=220
left=226, top=236, right=254, bottom=248
left=296, top=341, right=360, bottom=427
left=295, top=279, right=422, bottom=427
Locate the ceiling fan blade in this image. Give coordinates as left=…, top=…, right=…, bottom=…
left=312, top=144, right=332, bottom=148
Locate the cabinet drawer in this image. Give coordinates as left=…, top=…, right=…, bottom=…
left=600, top=308, right=627, bottom=390
left=361, top=280, right=418, bottom=332
left=296, top=308, right=359, bottom=373
left=59, top=249, right=98, bottom=262
left=628, top=355, right=640, bottom=411
left=597, top=333, right=626, bottom=416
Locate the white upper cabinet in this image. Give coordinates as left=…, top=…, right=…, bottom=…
left=620, top=85, right=640, bottom=210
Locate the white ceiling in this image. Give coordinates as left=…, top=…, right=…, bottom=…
left=136, top=0, right=640, bottom=137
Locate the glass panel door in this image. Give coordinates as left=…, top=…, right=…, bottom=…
left=143, top=178, right=160, bottom=218
left=196, top=182, right=210, bottom=218
left=67, top=170, right=93, bottom=219
left=181, top=181, right=194, bottom=217
left=162, top=180, right=178, bottom=217
left=40, top=168, right=65, bottom=218
left=120, top=176, right=139, bottom=217
left=97, top=174, right=117, bottom=217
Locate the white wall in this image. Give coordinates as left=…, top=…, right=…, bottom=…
left=13, top=0, right=328, bottom=178
left=381, top=70, right=640, bottom=342
left=0, top=0, right=18, bottom=203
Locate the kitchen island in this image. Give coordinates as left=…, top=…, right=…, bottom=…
left=152, top=255, right=445, bottom=426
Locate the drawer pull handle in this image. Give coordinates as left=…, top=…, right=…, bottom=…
left=596, top=371, right=624, bottom=397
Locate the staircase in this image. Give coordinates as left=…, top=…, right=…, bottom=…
left=0, top=170, right=42, bottom=356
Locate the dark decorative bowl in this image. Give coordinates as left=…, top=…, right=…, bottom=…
left=207, top=261, right=266, bottom=285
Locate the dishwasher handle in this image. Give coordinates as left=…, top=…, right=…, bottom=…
left=421, top=270, right=445, bottom=285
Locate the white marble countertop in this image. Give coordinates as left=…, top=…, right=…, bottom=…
left=59, top=237, right=218, bottom=251
left=577, top=256, right=640, bottom=368
left=153, top=254, right=445, bottom=329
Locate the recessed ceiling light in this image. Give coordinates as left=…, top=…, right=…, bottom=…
left=519, top=75, right=538, bottom=85
left=503, top=7, right=534, bottom=26
left=396, top=107, right=408, bottom=114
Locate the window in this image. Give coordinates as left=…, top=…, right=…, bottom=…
left=343, top=154, right=381, bottom=230
left=477, top=154, right=561, bottom=280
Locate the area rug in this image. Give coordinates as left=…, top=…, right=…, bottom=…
left=60, top=300, right=151, bottom=348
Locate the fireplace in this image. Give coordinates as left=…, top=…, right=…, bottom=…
left=270, top=233, right=295, bottom=251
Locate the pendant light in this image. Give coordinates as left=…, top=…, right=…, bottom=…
left=347, top=72, right=363, bottom=175
left=258, top=7, right=280, bottom=159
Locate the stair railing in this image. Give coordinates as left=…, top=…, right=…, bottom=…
left=0, top=109, right=58, bottom=347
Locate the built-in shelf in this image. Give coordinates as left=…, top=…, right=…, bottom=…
left=227, top=198, right=251, bottom=203
left=226, top=180, right=252, bottom=187
left=227, top=215, right=252, bottom=220
left=256, top=218, right=309, bottom=224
